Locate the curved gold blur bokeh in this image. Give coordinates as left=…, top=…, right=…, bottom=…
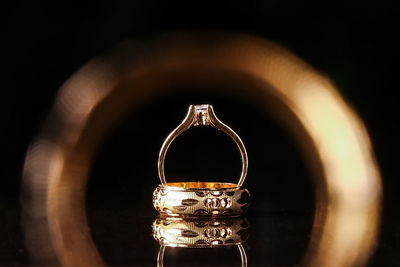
left=22, top=33, right=381, bottom=267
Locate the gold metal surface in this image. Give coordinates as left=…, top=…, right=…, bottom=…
left=165, top=182, right=239, bottom=189
left=152, top=217, right=250, bottom=247
left=153, top=184, right=250, bottom=217
left=158, top=104, right=248, bottom=186
left=155, top=104, right=250, bottom=217
left=22, top=33, right=382, bottom=267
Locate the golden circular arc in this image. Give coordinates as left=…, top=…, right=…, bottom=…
left=158, top=104, right=248, bottom=187
left=22, top=33, right=381, bottom=267
left=157, top=244, right=247, bottom=267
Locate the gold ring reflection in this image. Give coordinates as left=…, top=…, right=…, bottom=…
left=153, top=217, right=249, bottom=267
left=22, top=33, right=382, bottom=267
left=157, top=244, right=248, bottom=267
left=152, top=217, right=250, bottom=247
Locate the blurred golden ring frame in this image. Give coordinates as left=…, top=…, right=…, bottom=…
left=22, top=33, right=382, bottom=267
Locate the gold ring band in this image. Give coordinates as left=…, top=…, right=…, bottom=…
left=153, top=182, right=250, bottom=217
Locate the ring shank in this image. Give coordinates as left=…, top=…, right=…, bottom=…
left=158, top=105, right=248, bottom=186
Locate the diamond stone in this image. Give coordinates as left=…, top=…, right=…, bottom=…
left=193, top=104, right=211, bottom=126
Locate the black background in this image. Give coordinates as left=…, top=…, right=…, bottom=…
left=2, top=1, right=399, bottom=266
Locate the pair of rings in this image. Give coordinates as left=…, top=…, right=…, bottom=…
left=153, top=104, right=250, bottom=218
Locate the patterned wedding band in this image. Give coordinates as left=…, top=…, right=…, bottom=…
left=154, top=105, right=250, bottom=217
left=152, top=217, right=250, bottom=247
